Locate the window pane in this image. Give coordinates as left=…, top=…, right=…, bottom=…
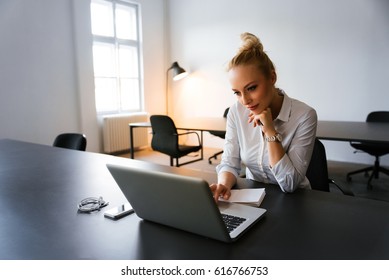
left=91, top=0, right=142, bottom=114
left=120, top=78, right=140, bottom=111
left=95, top=78, right=118, bottom=112
left=92, top=43, right=116, bottom=77
left=91, top=0, right=114, bottom=37
left=118, top=45, right=138, bottom=78
left=115, top=4, right=137, bottom=40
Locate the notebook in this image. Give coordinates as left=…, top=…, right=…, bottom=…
left=219, top=188, right=266, bottom=207
left=106, top=164, right=267, bottom=243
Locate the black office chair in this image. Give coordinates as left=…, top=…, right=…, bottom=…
left=346, top=111, right=389, bottom=189
left=208, top=107, right=229, bottom=164
left=306, top=138, right=354, bottom=196
left=150, top=115, right=203, bottom=167
left=53, top=133, right=87, bottom=151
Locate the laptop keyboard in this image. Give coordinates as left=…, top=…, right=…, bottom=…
left=222, top=213, right=247, bottom=233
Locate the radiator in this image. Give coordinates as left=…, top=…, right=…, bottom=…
left=103, top=112, right=149, bottom=154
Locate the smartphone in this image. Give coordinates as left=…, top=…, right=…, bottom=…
left=104, top=203, right=134, bottom=220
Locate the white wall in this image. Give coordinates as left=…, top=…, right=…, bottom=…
left=139, top=0, right=167, bottom=116
left=0, top=0, right=81, bottom=146
left=166, top=0, right=389, bottom=165
left=0, top=0, right=166, bottom=152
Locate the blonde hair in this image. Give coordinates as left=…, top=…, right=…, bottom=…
left=228, top=32, right=275, bottom=78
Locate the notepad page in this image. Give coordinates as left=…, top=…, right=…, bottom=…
left=219, top=188, right=266, bottom=207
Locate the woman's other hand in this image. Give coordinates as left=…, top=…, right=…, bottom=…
left=209, top=183, right=231, bottom=203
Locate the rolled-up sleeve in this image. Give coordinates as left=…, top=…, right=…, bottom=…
left=216, top=107, right=241, bottom=179
left=271, top=108, right=317, bottom=192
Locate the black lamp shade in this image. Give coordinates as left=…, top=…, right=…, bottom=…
left=169, top=62, right=188, bottom=81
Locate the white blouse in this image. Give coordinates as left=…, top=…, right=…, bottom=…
left=216, top=90, right=317, bottom=192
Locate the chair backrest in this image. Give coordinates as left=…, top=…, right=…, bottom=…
left=362, top=111, right=389, bottom=153
left=150, top=115, right=179, bottom=155
left=366, top=111, right=389, bottom=123
left=223, top=107, right=230, bottom=118
left=209, top=107, right=230, bottom=139
left=53, top=133, right=87, bottom=151
left=306, top=138, right=330, bottom=192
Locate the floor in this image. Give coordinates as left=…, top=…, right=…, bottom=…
left=120, top=147, right=389, bottom=203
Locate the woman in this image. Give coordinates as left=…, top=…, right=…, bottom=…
left=210, top=32, right=317, bottom=202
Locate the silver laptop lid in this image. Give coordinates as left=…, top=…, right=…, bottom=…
left=107, top=163, right=266, bottom=242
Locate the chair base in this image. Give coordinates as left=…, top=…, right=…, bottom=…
left=347, top=158, right=389, bottom=189
left=208, top=150, right=223, bottom=164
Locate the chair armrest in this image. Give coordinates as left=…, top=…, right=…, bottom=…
left=329, top=179, right=354, bottom=196
left=178, top=131, right=202, bottom=146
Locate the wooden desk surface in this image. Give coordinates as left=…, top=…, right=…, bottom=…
left=1, top=139, right=389, bottom=260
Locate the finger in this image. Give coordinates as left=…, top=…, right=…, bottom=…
left=250, top=115, right=262, bottom=127
left=214, top=188, right=224, bottom=203
left=211, top=184, right=219, bottom=199
left=249, top=115, right=259, bottom=126
left=214, top=186, right=227, bottom=203
left=255, top=118, right=263, bottom=127
left=222, top=189, right=231, bottom=200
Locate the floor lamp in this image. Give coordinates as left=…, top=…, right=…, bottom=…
left=166, top=61, right=188, bottom=115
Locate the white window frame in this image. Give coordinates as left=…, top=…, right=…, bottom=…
left=90, top=0, right=143, bottom=114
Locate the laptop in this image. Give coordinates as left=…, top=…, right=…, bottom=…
left=106, top=164, right=266, bottom=243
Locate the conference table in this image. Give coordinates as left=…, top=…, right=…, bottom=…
left=316, top=120, right=389, bottom=144
left=1, top=138, right=389, bottom=260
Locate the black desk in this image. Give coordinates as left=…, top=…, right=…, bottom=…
left=317, top=120, right=389, bottom=143
left=1, top=139, right=389, bottom=260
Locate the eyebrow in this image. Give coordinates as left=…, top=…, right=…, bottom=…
left=232, top=81, right=257, bottom=92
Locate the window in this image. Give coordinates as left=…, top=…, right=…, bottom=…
left=90, top=0, right=142, bottom=113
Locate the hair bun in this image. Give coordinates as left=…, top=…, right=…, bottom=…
left=239, top=32, right=264, bottom=53
left=227, top=32, right=275, bottom=77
